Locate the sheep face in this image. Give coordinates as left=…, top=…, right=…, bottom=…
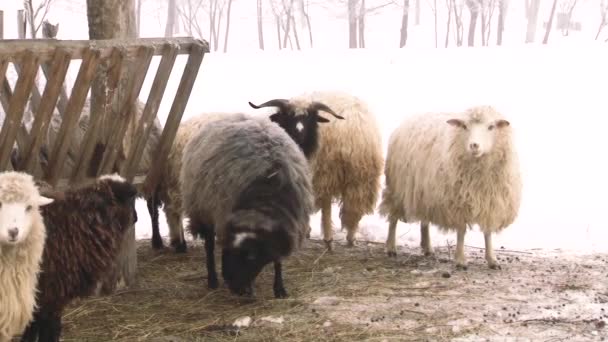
left=0, top=196, right=52, bottom=245
left=248, top=99, right=345, bottom=158
left=97, top=174, right=139, bottom=227
left=221, top=220, right=291, bottom=296
left=447, top=115, right=510, bottom=158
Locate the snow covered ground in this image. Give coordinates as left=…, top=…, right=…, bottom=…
left=133, top=42, right=608, bottom=255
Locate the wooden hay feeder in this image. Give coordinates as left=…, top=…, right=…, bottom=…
left=0, top=37, right=210, bottom=292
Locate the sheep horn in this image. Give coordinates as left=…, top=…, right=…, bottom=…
left=309, top=102, right=345, bottom=120
left=248, top=99, right=291, bottom=112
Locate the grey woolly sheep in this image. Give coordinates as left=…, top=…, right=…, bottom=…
left=0, top=172, right=53, bottom=342
left=180, top=113, right=314, bottom=298
left=150, top=112, right=230, bottom=253
left=378, top=105, right=522, bottom=270
left=249, top=91, right=383, bottom=251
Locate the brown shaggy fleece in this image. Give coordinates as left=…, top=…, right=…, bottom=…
left=20, top=175, right=138, bottom=342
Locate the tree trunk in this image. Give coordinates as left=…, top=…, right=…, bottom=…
left=399, top=0, right=410, bottom=47
left=496, top=0, right=506, bottom=45
left=542, top=0, right=558, bottom=44
left=282, top=0, right=293, bottom=48
left=257, top=0, right=265, bottom=50
left=291, top=15, right=301, bottom=50
left=358, top=0, right=366, bottom=48
left=453, top=0, right=464, bottom=46
left=434, top=0, right=438, bottom=47
left=348, top=0, right=358, bottom=48
left=480, top=1, right=487, bottom=46
left=525, top=0, right=540, bottom=43
left=300, top=0, right=314, bottom=47
left=415, top=0, right=420, bottom=25
left=136, top=0, right=142, bottom=36
left=86, top=0, right=138, bottom=294
left=223, top=0, right=234, bottom=52
left=445, top=0, right=452, bottom=47
left=165, top=0, right=176, bottom=37
left=276, top=15, right=282, bottom=49
left=467, top=0, right=479, bottom=46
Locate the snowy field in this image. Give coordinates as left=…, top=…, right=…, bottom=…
left=131, top=42, right=608, bottom=256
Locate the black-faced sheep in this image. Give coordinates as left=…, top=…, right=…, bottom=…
left=378, top=105, right=522, bottom=270
left=0, top=172, right=53, bottom=342
left=249, top=91, right=384, bottom=251
left=19, top=174, right=138, bottom=342
left=180, top=113, right=314, bottom=298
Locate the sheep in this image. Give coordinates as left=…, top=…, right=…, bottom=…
left=19, top=174, right=138, bottom=342
left=151, top=112, right=230, bottom=253
left=0, top=172, right=53, bottom=342
left=249, top=91, right=384, bottom=251
left=378, top=105, right=522, bottom=270
left=180, top=112, right=314, bottom=298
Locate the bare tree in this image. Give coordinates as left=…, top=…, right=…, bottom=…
left=558, top=0, right=578, bottom=36
left=452, top=0, right=464, bottom=45
left=298, top=0, right=314, bottom=47
left=445, top=0, right=452, bottom=47
left=271, top=0, right=315, bottom=50
left=257, top=0, right=265, bottom=49
left=496, top=0, right=508, bottom=45
left=176, top=0, right=205, bottom=39
left=399, top=0, right=410, bottom=47
left=542, top=0, right=558, bottom=44
left=466, top=0, right=479, bottom=46
left=348, top=0, right=358, bottom=47
left=480, top=0, right=497, bottom=46
left=415, top=0, right=420, bottom=25
left=165, top=0, right=177, bottom=37
left=525, top=0, right=540, bottom=43
left=23, top=0, right=55, bottom=38
left=223, top=0, right=234, bottom=52
left=86, top=0, right=138, bottom=295
left=596, top=0, right=608, bottom=40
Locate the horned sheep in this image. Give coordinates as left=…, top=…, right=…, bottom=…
left=20, top=174, right=138, bottom=342
left=378, top=105, right=522, bottom=270
left=249, top=90, right=384, bottom=251
left=0, top=172, right=53, bottom=342
left=180, top=112, right=314, bottom=298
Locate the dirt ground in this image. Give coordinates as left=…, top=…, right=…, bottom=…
left=59, top=239, right=608, bottom=342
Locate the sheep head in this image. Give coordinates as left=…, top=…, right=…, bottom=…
left=221, top=210, right=292, bottom=297
left=248, top=99, right=344, bottom=158
left=447, top=106, right=511, bottom=159
left=0, top=172, right=53, bottom=245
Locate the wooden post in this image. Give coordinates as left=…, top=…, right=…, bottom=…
left=0, top=10, right=4, bottom=39
left=17, top=10, right=26, bottom=39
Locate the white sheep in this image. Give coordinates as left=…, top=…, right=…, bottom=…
left=378, top=105, right=522, bottom=270
left=249, top=91, right=384, bottom=251
left=0, top=172, right=53, bottom=342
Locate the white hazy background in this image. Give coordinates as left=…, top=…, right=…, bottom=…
left=1, top=0, right=607, bottom=254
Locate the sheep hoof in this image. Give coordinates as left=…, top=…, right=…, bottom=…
left=387, top=251, right=397, bottom=257
left=324, top=240, right=333, bottom=252
left=488, top=263, right=501, bottom=270
left=173, top=242, right=188, bottom=254
left=274, top=287, right=288, bottom=298
left=208, top=277, right=219, bottom=290
left=151, top=237, right=164, bottom=250
left=455, top=264, right=468, bottom=271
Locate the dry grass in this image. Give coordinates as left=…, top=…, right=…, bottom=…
left=58, top=239, right=457, bottom=342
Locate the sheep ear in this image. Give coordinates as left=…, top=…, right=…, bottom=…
left=269, top=112, right=283, bottom=123
left=447, top=119, right=465, bottom=128
left=316, top=115, right=330, bottom=123
left=109, top=181, right=138, bottom=203
left=496, top=119, right=510, bottom=128
left=37, top=196, right=54, bottom=206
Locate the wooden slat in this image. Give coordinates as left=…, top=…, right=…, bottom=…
left=0, top=60, right=8, bottom=94
left=72, top=48, right=124, bottom=182
left=123, top=43, right=178, bottom=180
left=45, top=48, right=100, bottom=185
left=21, top=49, right=72, bottom=173
left=14, top=62, right=41, bottom=117
left=98, top=46, right=154, bottom=176
left=0, top=38, right=209, bottom=63
left=143, top=43, right=206, bottom=195
left=0, top=77, right=32, bottom=153
left=40, top=63, right=68, bottom=115
left=0, top=52, right=39, bottom=170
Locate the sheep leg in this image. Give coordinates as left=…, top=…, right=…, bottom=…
left=148, top=194, right=163, bottom=250
left=386, top=216, right=398, bottom=257
left=166, top=208, right=187, bottom=253
left=273, top=261, right=288, bottom=298
left=19, top=316, right=40, bottom=342
left=201, top=224, right=219, bottom=289
left=455, top=226, right=468, bottom=270
left=484, top=231, right=501, bottom=270
left=341, top=208, right=363, bottom=248
left=420, top=221, right=434, bottom=256
left=320, top=197, right=334, bottom=252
